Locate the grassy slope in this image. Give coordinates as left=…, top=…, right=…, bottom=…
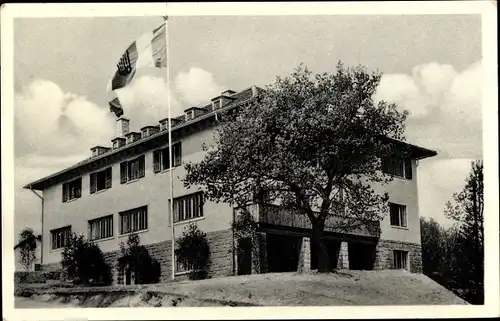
left=147, top=270, right=468, bottom=306
left=15, top=270, right=468, bottom=308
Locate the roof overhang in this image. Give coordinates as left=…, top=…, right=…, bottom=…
left=381, top=136, right=437, bottom=160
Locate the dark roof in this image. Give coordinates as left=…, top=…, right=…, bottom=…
left=140, top=125, right=160, bottom=130
left=381, top=136, right=437, bottom=160
left=24, top=86, right=259, bottom=190
left=184, top=106, right=205, bottom=112
left=23, top=85, right=436, bottom=190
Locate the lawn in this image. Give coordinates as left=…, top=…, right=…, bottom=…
left=15, top=269, right=468, bottom=308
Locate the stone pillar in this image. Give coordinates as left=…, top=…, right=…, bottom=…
left=297, top=237, right=311, bottom=272
left=251, top=232, right=267, bottom=274
left=337, top=241, right=349, bottom=269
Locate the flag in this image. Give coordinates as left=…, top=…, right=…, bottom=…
left=107, top=21, right=167, bottom=117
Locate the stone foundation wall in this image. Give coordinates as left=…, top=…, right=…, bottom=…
left=40, top=228, right=234, bottom=284
left=207, top=229, right=234, bottom=277
left=374, top=239, right=422, bottom=273
left=14, top=271, right=62, bottom=284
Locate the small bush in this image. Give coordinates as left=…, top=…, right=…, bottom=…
left=117, top=233, right=161, bottom=284
left=60, top=233, right=112, bottom=286
left=176, top=223, right=211, bottom=280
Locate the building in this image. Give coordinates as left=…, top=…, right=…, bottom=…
left=23, top=85, right=437, bottom=284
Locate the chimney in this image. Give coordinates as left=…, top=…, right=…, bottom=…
left=141, top=125, right=160, bottom=138
left=90, top=146, right=111, bottom=157
left=116, top=117, right=130, bottom=137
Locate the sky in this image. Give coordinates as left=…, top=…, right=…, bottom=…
left=13, top=14, right=482, bottom=237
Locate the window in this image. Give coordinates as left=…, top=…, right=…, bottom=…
left=175, top=252, right=195, bottom=274
left=90, top=167, right=112, bottom=193
left=393, top=250, right=408, bottom=270
left=389, top=203, right=407, bottom=227
left=120, top=155, right=145, bottom=183
left=119, top=206, right=148, bottom=234
left=62, top=178, right=82, bottom=202
left=382, top=157, right=412, bottom=179
left=153, top=143, right=182, bottom=173
left=51, top=226, right=71, bottom=250
left=173, top=192, right=204, bottom=223
left=254, top=188, right=272, bottom=204
left=89, top=215, right=114, bottom=240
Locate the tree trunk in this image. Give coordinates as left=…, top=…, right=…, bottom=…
left=311, top=219, right=331, bottom=273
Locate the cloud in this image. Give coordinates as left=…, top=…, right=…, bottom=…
left=374, top=61, right=482, bottom=160
left=175, top=67, right=225, bottom=106
left=374, top=61, right=482, bottom=227
left=15, top=153, right=89, bottom=236
left=113, top=67, right=225, bottom=131
left=115, top=75, right=184, bottom=131
left=15, top=79, right=115, bottom=158
left=14, top=68, right=227, bottom=233
left=417, top=158, right=474, bottom=227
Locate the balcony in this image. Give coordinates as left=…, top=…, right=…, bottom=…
left=238, top=203, right=381, bottom=238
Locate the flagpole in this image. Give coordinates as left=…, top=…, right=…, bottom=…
left=165, top=15, right=175, bottom=281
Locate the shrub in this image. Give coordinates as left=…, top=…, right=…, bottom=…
left=231, top=209, right=262, bottom=273
left=15, top=228, right=39, bottom=271
left=60, top=233, right=112, bottom=286
left=117, top=233, right=161, bottom=284
left=176, top=223, right=211, bottom=280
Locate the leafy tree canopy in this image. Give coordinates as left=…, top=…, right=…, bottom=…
left=184, top=62, right=410, bottom=271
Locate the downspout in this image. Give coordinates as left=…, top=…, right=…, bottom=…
left=29, top=186, right=44, bottom=266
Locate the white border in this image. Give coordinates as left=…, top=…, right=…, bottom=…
left=2, top=1, right=498, bottom=320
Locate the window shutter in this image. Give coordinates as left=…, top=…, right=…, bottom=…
left=90, top=173, right=97, bottom=194
left=153, top=150, right=161, bottom=173
left=76, top=178, right=82, bottom=198
left=381, top=158, right=389, bottom=174
left=404, top=158, right=412, bottom=179
left=62, top=184, right=68, bottom=202
left=105, top=167, right=112, bottom=189
left=120, top=162, right=127, bottom=184
left=138, top=155, right=145, bottom=178
left=174, top=143, right=182, bottom=166
left=389, top=203, right=398, bottom=226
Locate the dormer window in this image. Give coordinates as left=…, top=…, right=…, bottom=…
left=159, top=118, right=181, bottom=130
left=141, top=126, right=160, bottom=138
left=185, top=110, right=194, bottom=121
left=212, top=99, right=221, bottom=110
left=125, top=132, right=141, bottom=144
left=91, top=146, right=111, bottom=157
left=111, top=137, right=126, bottom=150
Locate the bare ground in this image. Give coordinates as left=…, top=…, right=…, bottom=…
left=15, top=269, right=468, bottom=308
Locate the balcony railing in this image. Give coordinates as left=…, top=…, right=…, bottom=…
left=237, top=203, right=381, bottom=238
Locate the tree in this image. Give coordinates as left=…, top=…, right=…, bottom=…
left=420, top=217, right=446, bottom=276
left=117, top=233, right=161, bottom=284
left=61, top=233, right=112, bottom=286
left=444, top=160, right=484, bottom=304
left=184, top=62, right=409, bottom=272
left=15, top=228, right=40, bottom=271
left=176, top=223, right=211, bottom=280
